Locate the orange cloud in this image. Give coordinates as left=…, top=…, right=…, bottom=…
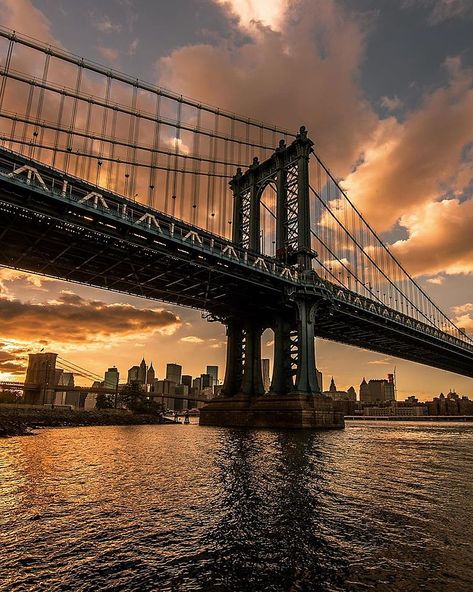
left=215, top=0, right=289, bottom=31
left=390, top=197, right=473, bottom=277
left=0, top=291, right=181, bottom=344
left=344, top=57, right=473, bottom=232
left=158, top=0, right=377, bottom=174
left=451, top=303, right=473, bottom=333
left=96, top=46, right=120, bottom=63
left=180, top=336, right=205, bottom=343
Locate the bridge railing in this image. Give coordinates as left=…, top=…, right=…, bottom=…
left=323, top=282, right=473, bottom=353
left=0, top=148, right=300, bottom=284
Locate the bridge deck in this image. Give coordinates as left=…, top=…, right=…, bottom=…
left=1, top=148, right=473, bottom=378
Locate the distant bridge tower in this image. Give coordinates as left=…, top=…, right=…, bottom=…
left=24, top=352, right=58, bottom=405
left=200, top=128, right=341, bottom=428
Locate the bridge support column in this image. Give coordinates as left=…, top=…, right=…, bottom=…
left=270, top=316, right=293, bottom=395
left=241, top=322, right=264, bottom=396
left=200, top=304, right=342, bottom=429
left=293, top=298, right=320, bottom=394
left=221, top=320, right=244, bottom=397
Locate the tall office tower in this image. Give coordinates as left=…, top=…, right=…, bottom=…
left=138, top=358, right=147, bottom=384
left=104, top=367, right=119, bottom=389
left=55, top=371, right=75, bottom=406
left=316, top=369, right=323, bottom=392
left=386, top=374, right=396, bottom=401
left=146, top=363, right=155, bottom=386
left=359, top=378, right=371, bottom=403
left=200, top=373, right=212, bottom=389
left=127, top=365, right=140, bottom=383
left=193, top=377, right=202, bottom=394
left=181, top=374, right=192, bottom=388
left=24, top=352, right=58, bottom=404
left=261, top=359, right=270, bottom=392
left=206, top=366, right=219, bottom=387
left=166, top=363, right=182, bottom=385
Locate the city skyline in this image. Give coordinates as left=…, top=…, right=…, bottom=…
left=0, top=0, right=473, bottom=400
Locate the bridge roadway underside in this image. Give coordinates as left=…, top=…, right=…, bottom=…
left=0, top=179, right=290, bottom=319
left=1, top=174, right=473, bottom=380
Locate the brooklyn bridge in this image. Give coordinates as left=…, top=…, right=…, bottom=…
left=0, top=27, right=472, bottom=428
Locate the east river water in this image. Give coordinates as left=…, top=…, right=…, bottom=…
left=1, top=421, right=472, bottom=592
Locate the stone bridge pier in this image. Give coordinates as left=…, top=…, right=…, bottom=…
left=200, top=128, right=344, bottom=429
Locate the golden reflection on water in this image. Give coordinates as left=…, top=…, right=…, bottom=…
left=0, top=422, right=472, bottom=592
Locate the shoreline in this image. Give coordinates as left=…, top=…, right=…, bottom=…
left=0, top=407, right=172, bottom=437
left=345, top=415, right=473, bottom=422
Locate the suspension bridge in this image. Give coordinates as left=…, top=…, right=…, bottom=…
left=0, top=27, right=472, bottom=428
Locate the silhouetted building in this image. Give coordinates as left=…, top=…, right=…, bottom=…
left=166, top=363, right=182, bottom=385
left=324, top=377, right=352, bottom=402
left=154, top=379, right=176, bottom=410
left=62, top=373, right=81, bottom=407
left=127, top=365, right=139, bottom=383
left=360, top=375, right=395, bottom=403
left=104, top=367, right=119, bottom=389
left=316, top=369, right=323, bottom=392
left=200, top=373, right=212, bottom=389
left=146, top=363, right=155, bottom=389
left=359, top=378, right=370, bottom=402
left=85, top=380, right=104, bottom=410
left=138, top=358, right=147, bottom=384
left=347, top=386, right=357, bottom=401
left=262, top=359, right=270, bottom=392
left=206, top=366, right=219, bottom=387
left=54, top=371, right=75, bottom=406
left=181, top=375, right=192, bottom=388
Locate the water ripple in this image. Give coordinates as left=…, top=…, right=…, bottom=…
left=0, top=421, right=472, bottom=591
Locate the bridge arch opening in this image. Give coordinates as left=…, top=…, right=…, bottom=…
left=261, top=328, right=274, bottom=393
left=259, top=182, right=277, bottom=257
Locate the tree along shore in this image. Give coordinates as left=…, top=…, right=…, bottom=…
left=0, top=406, right=172, bottom=437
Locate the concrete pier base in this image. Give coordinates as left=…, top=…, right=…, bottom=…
left=199, top=394, right=344, bottom=429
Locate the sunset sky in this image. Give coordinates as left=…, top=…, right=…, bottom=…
left=1, top=0, right=473, bottom=400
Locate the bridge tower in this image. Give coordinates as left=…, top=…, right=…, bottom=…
left=200, top=127, right=343, bottom=429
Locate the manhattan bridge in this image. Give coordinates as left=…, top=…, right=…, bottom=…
left=0, top=27, right=472, bottom=427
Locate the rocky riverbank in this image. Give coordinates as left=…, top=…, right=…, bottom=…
left=0, top=406, right=170, bottom=437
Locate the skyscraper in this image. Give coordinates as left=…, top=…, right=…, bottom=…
left=316, top=369, right=323, bottom=392
left=146, top=363, right=155, bottom=386
left=104, top=367, right=119, bottom=389
left=181, top=374, right=192, bottom=388
left=166, top=363, right=182, bottom=385
left=127, top=365, right=139, bottom=383
left=261, top=359, right=270, bottom=392
left=200, top=373, right=212, bottom=388
left=138, top=358, right=147, bottom=384
left=206, top=366, right=219, bottom=386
